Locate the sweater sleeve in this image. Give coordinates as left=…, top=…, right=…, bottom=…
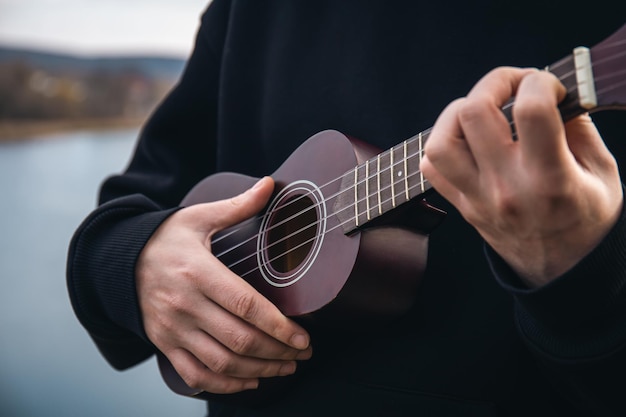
left=66, top=2, right=229, bottom=370
left=487, top=197, right=626, bottom=416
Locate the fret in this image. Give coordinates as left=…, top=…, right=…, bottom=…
left=405, top=137, right=422, bottom=200
left=403, top=140, right=409, bottom=201
left=355, top=163, right=370, bottom=227
left=365, top=157, right=380, bottom=221
left=389, top=148, right=396, bottom=208
left=418, top=132, right=425, bottom=194
left=353, top=166, right=359, bottom=228
left=389, top=144, right=407, bottom=206
left=376, top=155, right=382, bottom=215
left=377, top=149, right=394, bottom=216
left=365, top=159, right=371, bottom=221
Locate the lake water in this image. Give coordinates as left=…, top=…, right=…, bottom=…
left=0, top=129, right=206, bottom=416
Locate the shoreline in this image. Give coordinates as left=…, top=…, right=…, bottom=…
left=0, top=118, right=147, bottom=142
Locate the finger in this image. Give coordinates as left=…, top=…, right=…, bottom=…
left=513, top=70, right=570, bottom=170
left=460, top=67, right=536, bottom=171
left=420, top=155, right=471, bottom=214
left=467, top=66, right=535, bottom=99
left=168, top=347, right=260, bottom=394
left=198, top=296, right=313, bottom=361
left=183, top=329, right=300, bottom=379
left=422, top=98, right=479, bottom=195
left=202, top=256, right=311, bottom=351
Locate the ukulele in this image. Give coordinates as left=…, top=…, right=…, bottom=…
left=159, top=23, right=626, bottom=400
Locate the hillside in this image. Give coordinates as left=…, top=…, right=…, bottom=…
left=0, top=45, right=186, bottom=140
left=0, top=46, right=186, bottom=80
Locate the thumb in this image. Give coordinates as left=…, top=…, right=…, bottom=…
left=201, top=176, right=275, bottom=231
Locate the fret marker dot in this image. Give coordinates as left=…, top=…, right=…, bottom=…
left=397, top=171, right=403, bottom=177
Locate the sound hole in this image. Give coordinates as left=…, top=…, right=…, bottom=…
left=267, top=195, right=318, bottom=273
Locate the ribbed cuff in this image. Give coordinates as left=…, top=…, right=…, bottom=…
left=67, top=196, right=179, bottom=343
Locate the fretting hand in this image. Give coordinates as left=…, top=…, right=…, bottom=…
left=421, top=67, right=623, bottom=287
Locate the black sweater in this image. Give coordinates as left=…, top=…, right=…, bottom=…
left=67, top=1, right=626, bottom=416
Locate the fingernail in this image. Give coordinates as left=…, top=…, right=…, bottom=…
left=290, top=333, right=309, bottom=350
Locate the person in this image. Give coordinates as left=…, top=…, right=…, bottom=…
left=66, top=1, right=626, bottom=416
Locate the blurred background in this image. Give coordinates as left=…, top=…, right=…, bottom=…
left=0, top=0, right=210, bottom=415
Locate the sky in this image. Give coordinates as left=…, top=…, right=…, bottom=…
left=0, top=0, right=212, bottom=57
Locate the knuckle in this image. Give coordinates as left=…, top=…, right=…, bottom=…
left=229, top=331, right=256, bottom=355
left=212, top=379, right=253, bottom=394
left=512, top=96, right=552, bottom=122
left=458, top=97, right=491, bottom=125
left=181, top=366, right=251, bottom=394
left=229, top=195, right=242, bottom=207
left=161, top=291, right=189, bottom=316
left=177, top=262, right=202, bottom=285
left=207, top=352, right=235, bottom=375
left=180, top=367, right=205, bottom=391
left=229, top=291, right=258, bottom=321
left=146, top=293, right=185, bottom=333
left=146, top=318, right=173, bottom=347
